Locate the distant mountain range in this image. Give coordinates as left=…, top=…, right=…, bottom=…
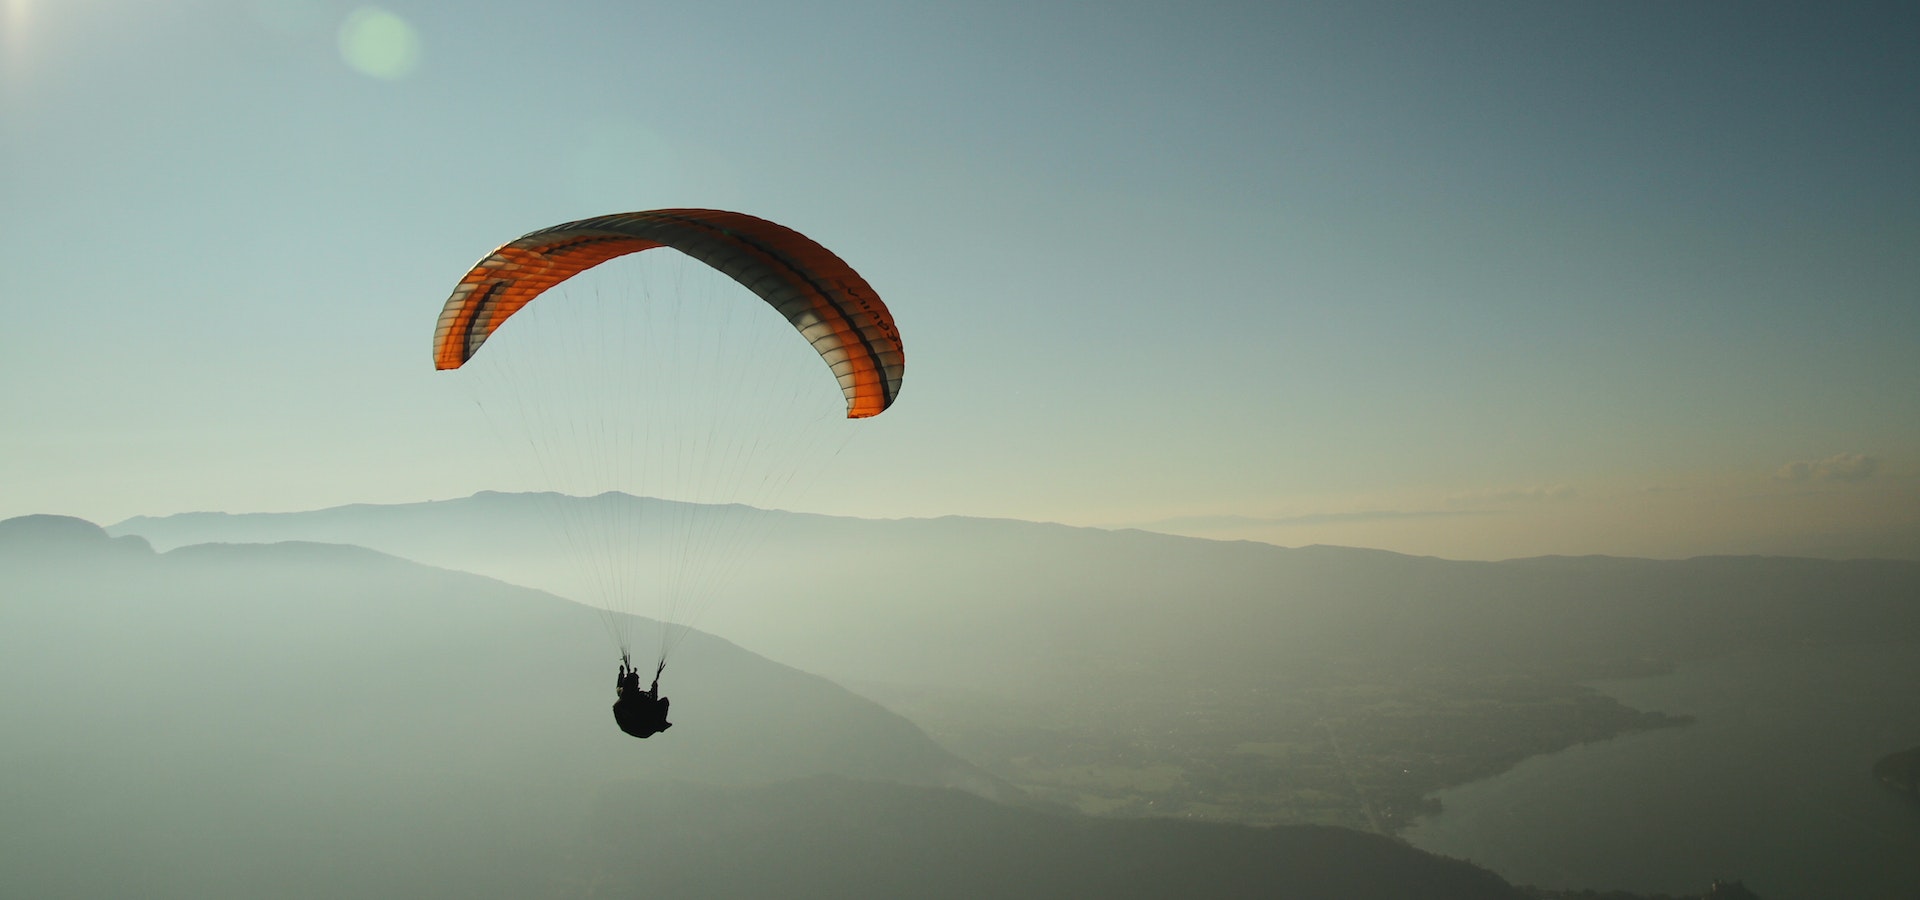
left=101, top=493, right=1920, bottom=842
left=1, top=513, right=1543, bottom=899
left=2, top=513, right=998, bottom=793
left=112, top=492, right=1920, bottom=693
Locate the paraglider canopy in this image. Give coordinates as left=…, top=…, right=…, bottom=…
left=433, top=208, right=904, bottom=418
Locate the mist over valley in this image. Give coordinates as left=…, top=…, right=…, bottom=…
left=70, top=495, right=1920, bottom=897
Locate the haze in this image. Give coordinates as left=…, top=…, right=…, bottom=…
left=5, top=3, right=1920, bottom=899
left=4, top=0, right=1914, bottom=560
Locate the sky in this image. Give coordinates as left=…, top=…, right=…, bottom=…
left=3, top=0, right=1916, bottom=561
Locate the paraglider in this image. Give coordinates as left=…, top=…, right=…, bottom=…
left=433, top=209, right=903, bottom=740
left=613, top=656, right=671, bottom=739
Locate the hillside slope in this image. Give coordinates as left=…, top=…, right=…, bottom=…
left=3, top=513, right=1536, bottom=898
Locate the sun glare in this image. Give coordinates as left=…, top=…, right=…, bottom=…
left=2, top=0, right=30, bottom=92
left=4, top=0, right=29, bottom=46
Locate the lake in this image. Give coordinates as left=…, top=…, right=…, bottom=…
left=1402, top=642, right=1920, bottom=899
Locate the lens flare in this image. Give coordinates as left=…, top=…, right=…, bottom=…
left=337, top=6, right=420, bottom=80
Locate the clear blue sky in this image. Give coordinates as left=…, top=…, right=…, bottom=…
left=4, top=0, right=1915, bottom=559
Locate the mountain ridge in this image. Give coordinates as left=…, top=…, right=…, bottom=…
left=1, top=512, right=1005, bottom=796
left=90, top=498, right=1920, bottom=832
left=106, top=492, right=1920, bottom=691
left=1, top=511, right=1557, bottom=899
